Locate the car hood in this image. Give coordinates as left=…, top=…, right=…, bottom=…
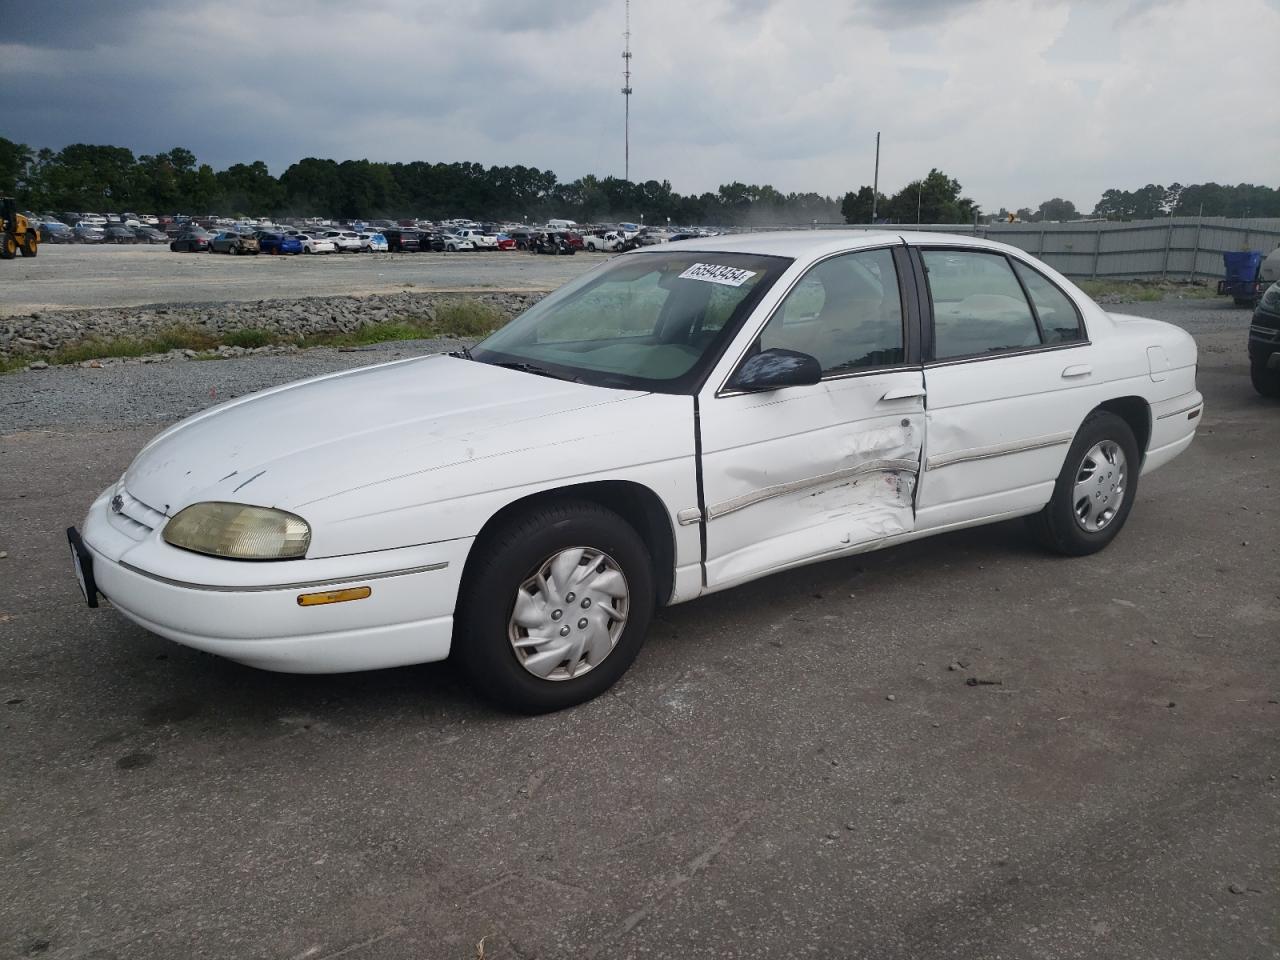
left=123, top=355, right=646, bottom=516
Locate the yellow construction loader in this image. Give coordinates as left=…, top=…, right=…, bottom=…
left=1, top=197, right=38, bottom=259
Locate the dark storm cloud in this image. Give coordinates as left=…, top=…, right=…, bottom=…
left=2, top=0, right=165, bottom=49
left=851, top=0, right=984, bottom=28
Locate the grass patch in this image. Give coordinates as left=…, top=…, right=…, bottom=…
left=223, top=327, right=276, bottom=349
left=296, top=301, right=508, bottom=349
left=49, top=325, right=220, bottom=365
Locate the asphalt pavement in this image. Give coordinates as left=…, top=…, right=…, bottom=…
left=1, top=297, right=1277, bottom=959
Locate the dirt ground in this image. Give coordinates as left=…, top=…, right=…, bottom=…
left=0, top=244, right=606, bottom=315
left=0, top=297, right=1277, bottom=959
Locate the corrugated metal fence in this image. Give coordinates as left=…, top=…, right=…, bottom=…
left=803, top=217, right=1280, bottom=281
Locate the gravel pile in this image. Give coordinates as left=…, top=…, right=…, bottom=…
left=1, top=290, right=545, bottom=358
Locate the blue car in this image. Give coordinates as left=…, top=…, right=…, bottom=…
left=256, top=232, right=303, bottom=255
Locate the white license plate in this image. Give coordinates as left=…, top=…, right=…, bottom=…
left=70, top=540, right=90, bottom=604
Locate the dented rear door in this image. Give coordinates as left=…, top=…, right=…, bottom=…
left=698, top=245, right=925, bottom=591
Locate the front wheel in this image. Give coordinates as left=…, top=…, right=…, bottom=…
left=21, top=234, right=38, bottom=257
left=455, top=500, right=655, bottom=713
left=1251, top=356, right=1280, bottom=398
left=1027, top=410, right=1140, bottom=556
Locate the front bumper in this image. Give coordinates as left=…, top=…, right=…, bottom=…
left=78, top=484, right=472, bottom=673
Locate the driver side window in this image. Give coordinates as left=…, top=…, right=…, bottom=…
left=758, top=248, right=905, bottom=374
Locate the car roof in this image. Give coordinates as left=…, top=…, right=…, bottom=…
left=654, top=229, right=1018, bottom=260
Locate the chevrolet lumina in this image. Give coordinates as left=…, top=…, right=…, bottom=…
left=68, top=232, right=1203, bottom=712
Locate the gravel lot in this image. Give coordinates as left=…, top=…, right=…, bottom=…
left=0, top=244, right=605, bottom=315
left=1, top=297, right=1277, bottom=959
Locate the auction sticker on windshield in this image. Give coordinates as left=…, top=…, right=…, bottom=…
left=678, top=263, right=758, bottom=287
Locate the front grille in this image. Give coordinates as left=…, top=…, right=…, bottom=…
left=106, top=487, right=168, bottom=541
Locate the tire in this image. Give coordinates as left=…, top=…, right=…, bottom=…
left=170, top=242, right=178, bottom=252
left=1027, top=410, right=1140, bottom=556
left=1251, top=356, right=1280, bottom=398
left=0, top=235, right=15, bottom=259
left=455, top=499, right=655, bottom=713
left=20, top=234, right=38, bottom=257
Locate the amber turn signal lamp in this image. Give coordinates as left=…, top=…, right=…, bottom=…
left=297, top=586, right=372, bottom=607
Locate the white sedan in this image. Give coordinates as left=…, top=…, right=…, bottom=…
left=68, top=232, right=1202, bottom=712
left=295, top=233, right=336, bottom=255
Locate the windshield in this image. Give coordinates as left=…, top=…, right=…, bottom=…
left=472, top=250, right=791, bottom=392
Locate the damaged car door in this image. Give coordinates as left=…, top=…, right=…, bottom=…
left=699, top=245, right=925, bottom=589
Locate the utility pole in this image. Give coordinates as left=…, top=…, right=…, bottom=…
left=871, top=131, right=880, bottom=223
left=621, top=0, right=633, bottom=182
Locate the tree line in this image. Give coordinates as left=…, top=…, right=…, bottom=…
left=0, top=137, right=843, bottom=225
left=4, top=136, right=1274, bottom=225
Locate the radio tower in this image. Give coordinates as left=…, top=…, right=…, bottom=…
left=621, top=0, right=633, bottom=182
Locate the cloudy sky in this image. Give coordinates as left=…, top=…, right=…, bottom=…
left=1, top=0, right=1277, bottom=212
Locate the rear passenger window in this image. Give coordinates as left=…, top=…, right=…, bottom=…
left=1012, top=261, right=1084, bottom=344
left=923, top=251, right=1041, bottom=359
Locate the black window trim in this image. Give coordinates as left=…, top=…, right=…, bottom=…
left=913, top=244, right=1091, bottom=366
left=715, top=241, right=922, bottom=398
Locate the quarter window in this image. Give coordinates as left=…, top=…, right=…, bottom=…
left=758, top=248, right=905, bottom=374
left=923, top=250, right=1041, bottom=359
left=1012, top=261, right=1084, bottom=344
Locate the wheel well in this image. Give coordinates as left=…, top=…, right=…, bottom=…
left=1095, top=396, right=1151, bottom=458
left=465, top=481, right=677, bottom=606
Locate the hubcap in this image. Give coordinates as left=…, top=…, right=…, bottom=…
left=507, top=547, right=630, bottom=681
left=1072, top=440, right=1127, bottom=533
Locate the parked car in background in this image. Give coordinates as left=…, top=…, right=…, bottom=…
left=256, top=232, right=303, bottom=255
left=39, top=221, right=76, bottom=243
left=495, top=233, right=516, bottom=251
left=209, top=231, right=261, bottom=255
left=361, top=232, right=388, bottom=252
left=1248, top=280, right=1280, bottom=397
left=74, top=222, right=107, bottom=243
left=297, top=233, right=336, bottom=255
left=453, top=228, right=498, bottom=251
left=133, top=226, right=170, bottom=244
left=419, top=231, right=450, bottom=252
left=442, top=233, right=476, bottom=252
left=382, top=228, right=422, bottom=252
left=506, top=229, right=535, bottom=251
left=104, top=225, right=138, bottom=243
left=583, top=231, right=625, bottom=252
left=170, top=228, right=214, bottom=252
left=322, top=230, right=368, bottom=253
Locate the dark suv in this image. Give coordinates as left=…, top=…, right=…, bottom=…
left=1248, top=280, right=1280, bottom=397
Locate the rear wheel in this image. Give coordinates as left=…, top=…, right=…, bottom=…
left=1028, top=410, right=1140, bottom=555
left=0, top=235, right=15, bottom=259
left=455, top=500, right=655, bottom=713
left=1251, top=356, right=1280, bottom=398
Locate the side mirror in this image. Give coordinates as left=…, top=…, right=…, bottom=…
left=727, top=348, right=822, bottom=392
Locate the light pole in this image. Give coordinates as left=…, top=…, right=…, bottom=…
left=871, top=131, right=880, bottom=223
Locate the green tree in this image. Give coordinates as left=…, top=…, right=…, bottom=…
left=841, top=185, right=887, bottom=223
left=1036, top=197, right=1078, bottom=221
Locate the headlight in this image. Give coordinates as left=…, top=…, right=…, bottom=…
left=162, top=502, right=310, bottom=560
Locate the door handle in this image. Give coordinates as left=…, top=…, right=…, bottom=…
left=880, top=386, right=926, bottom=401
left=1061, top=364, right=1093, bottom=379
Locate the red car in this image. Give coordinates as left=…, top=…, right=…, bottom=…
left=496, top=234, right=517, bottom=251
